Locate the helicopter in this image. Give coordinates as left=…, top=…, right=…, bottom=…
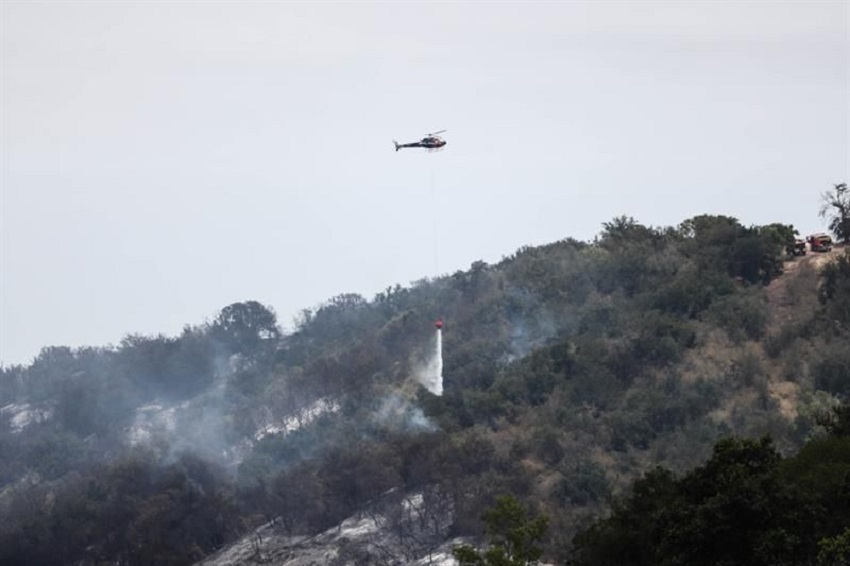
left=394, top=130, right=447, bottom=152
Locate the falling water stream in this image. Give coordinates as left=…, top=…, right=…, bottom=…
left=433, top=327, right=443, bottom=396
left=417, top=327, right=444, bottom=396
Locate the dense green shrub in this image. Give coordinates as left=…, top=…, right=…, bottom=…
left=813, top=348, right=850, bottom=396
left=702, top=288, right=769, bottom=341
left=554, top=460, right=611, bottom=505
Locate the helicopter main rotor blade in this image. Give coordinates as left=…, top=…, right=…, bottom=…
left=429, top=129, right=447, bottom=135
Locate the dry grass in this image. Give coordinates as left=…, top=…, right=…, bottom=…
left=766, top=246, right=843, bottom=335
left=677, top=326, right=737, bottom=384
left=680, top=250, right=846, bottom=427
left=768, top=380, right=801, bottom=420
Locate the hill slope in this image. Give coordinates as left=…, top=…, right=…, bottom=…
left=1, top=214, right=848, bottom=565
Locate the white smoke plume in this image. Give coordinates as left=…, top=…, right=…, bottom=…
left=374, top=393, right=437, bottom=432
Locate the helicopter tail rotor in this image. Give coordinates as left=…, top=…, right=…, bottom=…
left=393, top=140, right=400, bottom=151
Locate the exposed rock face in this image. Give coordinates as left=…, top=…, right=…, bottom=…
left=197, top=488, right=460, bottom=566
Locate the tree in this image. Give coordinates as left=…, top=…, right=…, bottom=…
left=818, top=251, right=850, bottom=326
left=816, top=403, right=850, bottom=437
left=600, top=215, right=660, bottom=247
left=211, top=301, right=280, bottom=354
left=572, top=467, right=678, bottom=566
left=818, top=527, right=850, bottom=566
left=573, top=438, right=822, bottom=566
left=675, top=215, right=787, bottom=284
left=661, top=437, right=799, bottom=566
left=453, top=495, right=549, bottom=565
left=820, top=182, right=850, bottom=244
left=762, top=223, right=799, bottom=254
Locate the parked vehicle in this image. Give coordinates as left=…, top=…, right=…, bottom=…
left=791, top=238, right=807, bottom=255
left=807, top=233, right=833, bottom=252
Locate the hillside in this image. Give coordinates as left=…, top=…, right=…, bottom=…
left=1, top=214, right=849, bottom=565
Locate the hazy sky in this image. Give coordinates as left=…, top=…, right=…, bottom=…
left=2, top=1, right=848, bottom=365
